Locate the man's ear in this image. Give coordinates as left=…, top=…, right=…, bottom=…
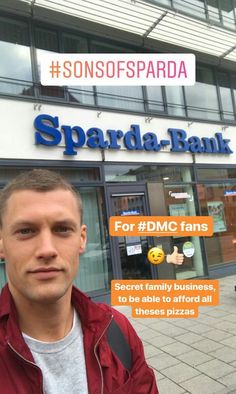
left=79, top=224, right=87, bottom=254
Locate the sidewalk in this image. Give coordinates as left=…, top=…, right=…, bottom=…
left=115, top=274, right=236, bottom=394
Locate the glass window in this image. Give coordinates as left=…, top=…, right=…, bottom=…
left=105, top=164, right=193, bottom=183
left=146, top=86, right=164, bottom=112
left=207, top=0, right=221, bottom=23
left=152, top=0, right=171, bottom=6
left=35, top=27, right=65, bottom=99
left=185, top=66, right=220, bottom=120
left=197, top=167, right=236, bottom=180
left=75, top=187, right=112, bottom=292
left=232, top=74, right=236, bottom=111
left=198, top=183, right=236, bottom=266
left=164, top=184, right=205, bottom=278
left=62, top=33, right=94, bottom=106
left=97, top=85, right=144, bottom=111
left=165, top=86, right=185, bottom=116
left=218, top=72, right=234, bottom=120
left=91, top=41, right=144, bottom=112
left=173, top=0, right=206, bottom=19
left=0, top=17, right=33, bottom=95
left=0, top=167, right=101, bottom=183
left=220, top=0, right=236, bottom=28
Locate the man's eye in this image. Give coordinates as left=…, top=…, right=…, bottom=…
left=55, top=226, right=72, bottom=233
left=17, top=228, right=35, bottom=236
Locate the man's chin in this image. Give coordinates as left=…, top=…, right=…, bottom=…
left=27, top=285, right=71, bottom=305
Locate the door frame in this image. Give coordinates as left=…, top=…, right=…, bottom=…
left=106, top=184, right=157, bottom=279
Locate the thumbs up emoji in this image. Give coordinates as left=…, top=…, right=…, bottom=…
left=166, top=246, right=184, bottom=265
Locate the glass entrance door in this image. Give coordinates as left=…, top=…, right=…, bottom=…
left=108, top=186, right=152, bottom=280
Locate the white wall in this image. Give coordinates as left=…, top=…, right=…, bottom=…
left=1, top=98, right=235, bottom=165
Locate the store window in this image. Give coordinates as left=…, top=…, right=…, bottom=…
left=164, top=183, right=205, bottom=279
left=0, top=17, right=33, bottom=95
left=197, top=182, right=236, bottom=266
left=185, top=66, right=220, bottom=121
left=105, top=164, right=193, bottom=183
left=76, top=187, right=112, bottom=292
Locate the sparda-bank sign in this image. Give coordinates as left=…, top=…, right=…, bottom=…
left=34, top=114, right=233, bottom=156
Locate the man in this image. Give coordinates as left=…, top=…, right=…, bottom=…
left=0, top=169, right=158, bottom=394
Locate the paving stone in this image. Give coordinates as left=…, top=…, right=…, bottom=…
left=188, top=323, right=213, bottom=334
left=157, top=325, right=188, bottom=337
left=161, top=362, right=200, bottom=383
left=196, top=359, right=236, bottom=379
left=175, top=332, right=203, bottom=345
left=160, top=341, right=192, bottom=356
left=179, top=374, right=227, bottom=394
left=210, top=346, right=236, bottom=363
left=218, top=371, right=236, bottom=387
left=204, top=308, right=231, bottom=318
left=156, top=378, right=187, bottom=394
left=139, top=327, right=161, bottom=340
left=177, top=349, right=213, bottom=367
left=144, top=344, right=163, bottom=359
left=148, top=352, right=180, bottom=370
left=214, top=320, right=236, bottom=333
left=167, top=318, right=198, bottom=329
left=220, top=336, right=236, bottom=349
left=146, top=333, right=176, bottom=347
left=222, top=314, right=236, bottom=323
left=191, top=338, right=224, bottom=353
left=202, top=329, right=233, bottom=342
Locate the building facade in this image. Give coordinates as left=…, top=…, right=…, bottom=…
left=0, top=0, right=236, bottom=301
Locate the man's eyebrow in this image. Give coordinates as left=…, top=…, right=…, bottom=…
left=9, top=219, right=79, bottom=230
left=53, top=219, right=78, bottom=227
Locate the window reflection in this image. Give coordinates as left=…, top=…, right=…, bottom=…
left=146, top=86, right=164, bottom=112
left=185, top=66, right=220, bottom=120
left=35, top=28, right=65, bottom=99
left=165, top=86, right=185, bottom=116
left=218, top=72, right=234, bottom=120
left=0, top=18, right=33, bottom=95
left=198, top=183, right=236, bottom=266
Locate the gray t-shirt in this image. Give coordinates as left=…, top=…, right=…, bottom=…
left=23, top=311, right=89, bottom=394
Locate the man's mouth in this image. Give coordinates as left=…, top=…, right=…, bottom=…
left=28, top=267, right=63, bottom=280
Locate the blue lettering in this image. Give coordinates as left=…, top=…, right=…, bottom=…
left=124, top=124, right=143, bottom=150
left=62, top=125, right=86, bottom=155
left=188, top=136, right=204, bottom=153
left=87, top=128, right=108, bottom=148
left=34, top=114, right=61, bottom=146
left=215, top=133, right=233, bottom=154
left=168, top=128, right=188, bottom=152
left=143, top=132, right=160, bottom=151
left=107, top=130, right=123, bottom=149
left=201, top=137, right=218, bottom=153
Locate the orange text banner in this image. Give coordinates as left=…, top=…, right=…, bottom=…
left=111, top=280, right=219, bottom=318
left=109, top=216, right=213, bottom=237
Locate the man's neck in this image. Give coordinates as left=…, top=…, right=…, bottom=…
left=12, top=291, right=74, bottom=342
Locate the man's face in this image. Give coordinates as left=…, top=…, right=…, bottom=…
left=0, top=189, right=87, bottom=306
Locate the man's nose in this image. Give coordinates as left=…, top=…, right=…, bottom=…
left=35, top=231, right=58, bottom=260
